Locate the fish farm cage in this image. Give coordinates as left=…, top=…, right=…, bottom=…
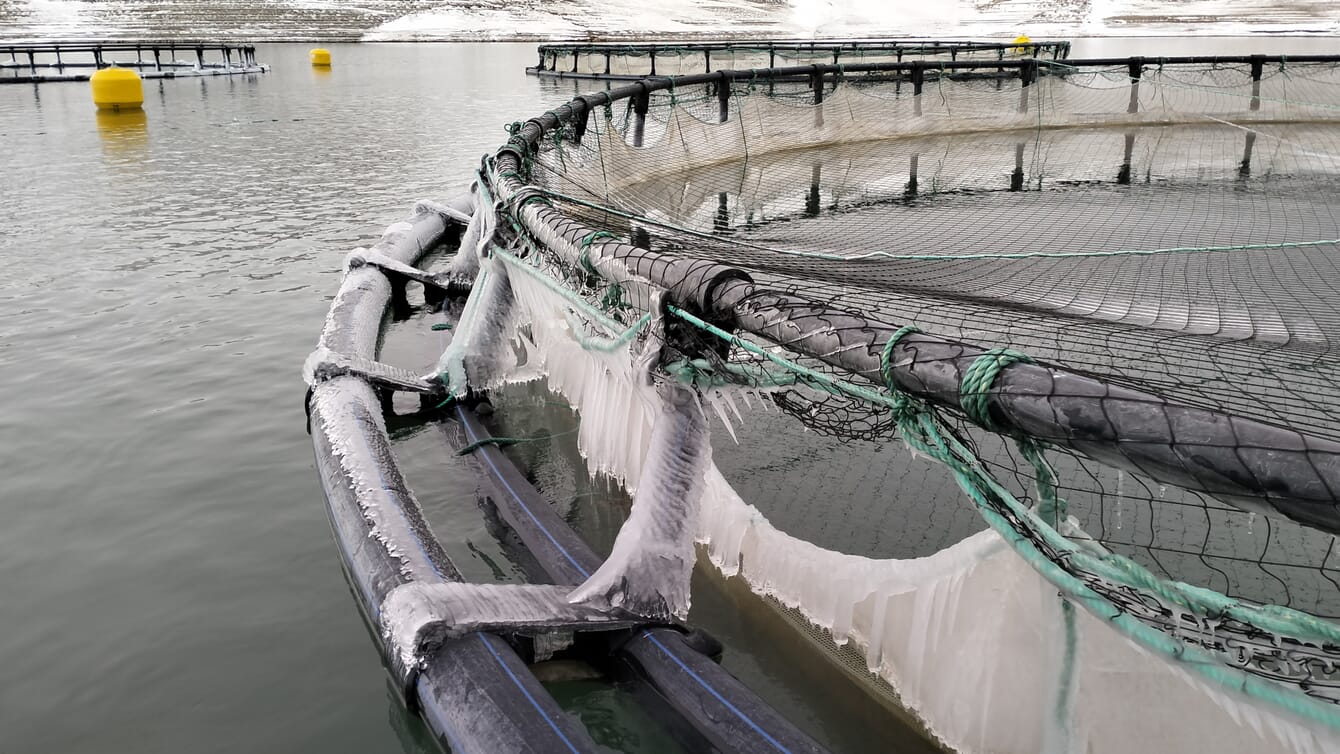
left=528, top=39, right=1071, bottom=79
left=308, top=45, right=1340, bottom=754
left=0, top=41, right=266, bottom=83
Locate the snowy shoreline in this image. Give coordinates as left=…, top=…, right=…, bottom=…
left=2, top=0, right=1337, bottom=44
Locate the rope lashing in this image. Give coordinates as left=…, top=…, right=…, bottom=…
left=959, top=347, right=1035, bottom=432
left=578, top=230, right=617, bottom=275
left=511, top=189, right=553, bottom=214
left=878, top=324, right=924, bottom=419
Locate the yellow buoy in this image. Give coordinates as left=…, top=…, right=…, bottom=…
left=310, top=48, right=331, bottom=67
left=1012, top=34, right=1033, bottom=56
left=90, top=67, right=143, bottom=111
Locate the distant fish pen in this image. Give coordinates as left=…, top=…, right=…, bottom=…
left=310, top=45, right=1340, bottom=754
left=0, top=41, right=267, bottom=83
left=528, top=38, right=1071, bottom=79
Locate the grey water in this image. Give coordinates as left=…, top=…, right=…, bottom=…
left=0, top=37, right=1335, bottom=754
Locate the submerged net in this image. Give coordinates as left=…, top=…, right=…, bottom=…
left=443, top=56, right=1340, bottom=754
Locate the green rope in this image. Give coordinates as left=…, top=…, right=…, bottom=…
left=879, top=325, right=923, bottom=419
left=457, top=436, right=523, bottom=455
left=431, top=323, right=453, bottom=331
left=664, top=357, right=807, bottom=390
left=1019, top=437, right=1067, bottom=526
left=457, top=428, right=577, bottom=456
left=638, top=253, right=1340, bottom=663
left=600, top=283, right=627, bottom=313
left=1052, top=599, right=1077, bottom=751
left=572, top=312, right=652, bottom=354
left=666, top=305, right=901, bottom=411
left=959, top=348, right=1034, bottom=432
left=492, top=247, right=625, bottom=335
left=515, top=193, right=553, bottom=212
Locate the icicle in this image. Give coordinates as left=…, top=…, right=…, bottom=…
left=706, top=390, right=740, bottom=444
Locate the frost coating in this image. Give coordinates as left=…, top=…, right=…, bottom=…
left=311, top=375, right=450, bottom=585
left=308, top=203, right=458, bottom=587
left=380, top=582, right=641, bottom=689
left=568, top=382, right=710, bottom=621
left=433, top=193, right=520, bottom=396
left=435, top=257, right=518, bottom=395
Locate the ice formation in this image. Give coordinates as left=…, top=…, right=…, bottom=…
left=475, top=223, right=1340, bottom=754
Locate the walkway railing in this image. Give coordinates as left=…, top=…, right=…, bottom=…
left=529, top=38, right=1072, bottom=79
left=1, top=41, right=267, bottom=83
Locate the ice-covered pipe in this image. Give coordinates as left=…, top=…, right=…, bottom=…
left=307, top=201, right=600, bottom=754
left=568, top=382, right=711, bottom=620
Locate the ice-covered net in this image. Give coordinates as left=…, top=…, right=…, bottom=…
left=443, top=56, right=1340, bottom=754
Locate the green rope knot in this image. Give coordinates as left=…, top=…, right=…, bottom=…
left=960, top=347, right=1035, bottom=432
left=879, top=325, right=924, bottom=419
left=578, top=230, right=616, bottom=275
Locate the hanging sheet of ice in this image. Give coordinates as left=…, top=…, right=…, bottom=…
left=490, top=248, right=1340, bottom=754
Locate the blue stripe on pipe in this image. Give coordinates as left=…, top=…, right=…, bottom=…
left=456, top=405, right=592, bottom=578
left=642, top=630, right=794, bottom=753
left=477, top=633, right=583, bottom=754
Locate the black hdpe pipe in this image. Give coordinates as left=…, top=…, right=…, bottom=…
left=307, top=202, right=601, bottom=754
left=447, top=407, right=829, bottom=753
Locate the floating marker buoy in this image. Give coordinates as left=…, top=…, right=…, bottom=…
left=90, top=67, right=143, bottom=111
left=1012, top=34, right=1033, bottom=56
left=310, top=48, right=331, bottom=67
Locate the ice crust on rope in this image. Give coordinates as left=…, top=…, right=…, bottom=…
left=495, top=255, right=1340, bottom=754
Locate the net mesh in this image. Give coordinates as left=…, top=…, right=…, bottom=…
left=450, top=55, right=1340, bottom=753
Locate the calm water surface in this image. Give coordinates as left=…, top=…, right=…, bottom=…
left=3, top=38, right=1335, bottom=754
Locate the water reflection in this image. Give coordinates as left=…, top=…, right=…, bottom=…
left=385, top=682, right=438, bottom=754
left=95, top=107, right=148, bottom=161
